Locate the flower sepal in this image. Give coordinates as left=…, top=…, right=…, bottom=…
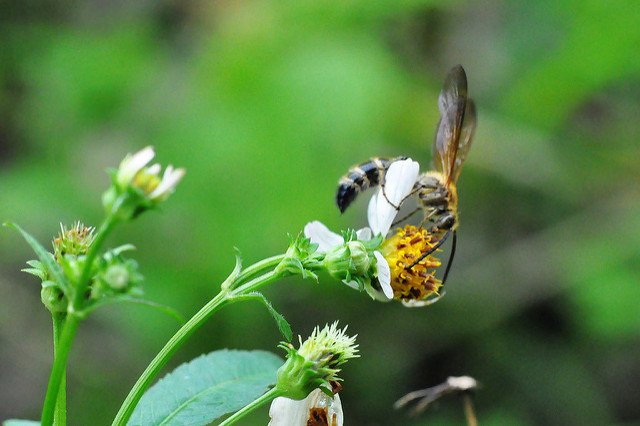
left=273, top=322, right=358, bottom=402
left=275, top=344, right=326, bottom=400
left=275, top=233, right=322, bottom=280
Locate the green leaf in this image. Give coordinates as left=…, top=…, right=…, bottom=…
left=230, top=292, right=293, bottom=341
left=21, top=267, right=46, bottom=280
left=5, top=222, right=72, bottom=296
left=3, top=420, right=40, bottom=426
left=129, top=350, right=282, bottom=426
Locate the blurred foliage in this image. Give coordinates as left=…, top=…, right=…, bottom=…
left=1, top=0, right=639, bottom=425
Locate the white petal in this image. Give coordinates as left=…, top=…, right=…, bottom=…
left=149, top=166, right=185, bottom=199
left=401, top=291, right=445, bottom=308
left=304, top=221, right=343, bottom=253
left=367, top=193, right=381, bottom=235
left=374, top=251, right=393, bottom=299
left=117, top=146, right=155, bottom=186
left=146, top=163, right=162, bottom=175
left=356, top=227, right=372, bottom=241
left=269, top=389, right=343, bottom=426
left=369, top=159, right=420, bottom=236
left=385, top=158, right=420, bottom=206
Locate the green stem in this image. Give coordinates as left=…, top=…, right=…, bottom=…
left=41, top=314, right=80, bottom=426
left=232, top=255, right=285, bottom=287
left=52, top=313, right=67, bottom=426
left=219, top=387, right=284, bottom=426
left=42, top=216, right=117, bottom=426
left=112, top=266, right=284, bottom=426
left=72, top=216, right=118, bottom=309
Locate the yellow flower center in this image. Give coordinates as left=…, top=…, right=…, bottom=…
left=381, top=225, right=443, bottom=301
left=132, top=170, right=161, bottom=195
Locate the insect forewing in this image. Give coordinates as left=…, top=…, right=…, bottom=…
left=432, top=65, right=468, bottom=184
left=451, top=99, right=477, bottom=183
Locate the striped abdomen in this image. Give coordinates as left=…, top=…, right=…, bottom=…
left=336, top=156, right=407, bottom=213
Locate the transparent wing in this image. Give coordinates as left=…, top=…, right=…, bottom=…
left=431, top=65, right=468, bottom=184
left=451, top=99, right=477, bottom=183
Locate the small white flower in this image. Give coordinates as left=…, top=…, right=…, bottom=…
left=116, top=146, right=155, bottom=188
left=304, top=158, right=419, bottom=300
left=104, top=146, right=186, bottom=220
left=269, top=389, right=343, bottom=426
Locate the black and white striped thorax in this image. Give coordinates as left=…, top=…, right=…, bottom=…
left=336, top=156, right=407, bottom=213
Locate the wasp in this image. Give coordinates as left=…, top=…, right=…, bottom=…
left=336, top=65, right=477, bottom=285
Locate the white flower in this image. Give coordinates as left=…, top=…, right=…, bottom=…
left=304, top=158, right=420, bottom=300
left=115, top=146, right=185, bottom=201
left=269, top=389, right=343, bottom=426
left=104, top=146, right=185, bottom=220
left=116, top=146, right=155, bottom=188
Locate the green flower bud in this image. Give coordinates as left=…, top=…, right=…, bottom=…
left=41, top=282, right=67, bottom=313
left=323, top=241, right=371, bottom=282
left=274, top=322, right=358, bottom=400
left=103, top=264, right=129, bottom=291
left=52, top=222, right=95, bottom=261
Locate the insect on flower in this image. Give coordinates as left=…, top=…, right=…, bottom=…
left=336, top=65, right=477, bottom=303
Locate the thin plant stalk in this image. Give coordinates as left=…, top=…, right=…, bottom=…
left=52, top=313, right=66, bottom=426
left=112, top=263, right=287, bottom=425
left=218, top=387, right=283, bottom=426
left=41, top=216, right=117, bottom=426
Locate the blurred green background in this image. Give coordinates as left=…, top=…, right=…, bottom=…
left=1, top=0, right=639, bottom=425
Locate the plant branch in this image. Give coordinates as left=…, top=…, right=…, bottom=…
left=41, top=215, right=117, bottom=426
left=52, top=313, right=67, bottom=426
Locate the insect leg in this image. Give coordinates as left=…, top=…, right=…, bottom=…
left=406, top=228, right=451, bottom=269
left=391, top=207, right=424, bottom=227
left=439, top=231, right=457, bottom=287
left=381, top=178, right=424, bottom=211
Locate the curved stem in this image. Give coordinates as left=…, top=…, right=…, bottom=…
left=219, top=387, right=283, bottom=426
left=231, top=269, right=285, bottom=296
left=111, top=292, right=228, bottom=425
left=42, top=216, right=117, bottom=426
left=232, top=255, right=285, bottom=287
left=112, top=266, right=285, bottom=426
left=52, top=313, right=67, bottom=426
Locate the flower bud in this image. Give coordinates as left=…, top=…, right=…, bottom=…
left=104, top=147, right=185, bottom=220
left=323, top=241, right=371, bottom=282
left=103, top=264, right=129, bottom=291
left=41, top=282, right=68, bottom=313
left=274, top=322, right=358, bottom=400
left=52, top=222, right=95, bottom=261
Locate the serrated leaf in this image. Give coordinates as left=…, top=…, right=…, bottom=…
left=21, top=267, right=46, bottom=280
left=229, top=292, right=292, bottom=340
left=3, top=420, right=40, bottom=426
left=5, top=223, right=72, bottom=296
left=129, top=349, right=282, bottom=426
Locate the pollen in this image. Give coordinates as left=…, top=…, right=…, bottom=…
left=381, top=225, right=443, bottom=302
left=132, top=170, right=161, bottom=194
